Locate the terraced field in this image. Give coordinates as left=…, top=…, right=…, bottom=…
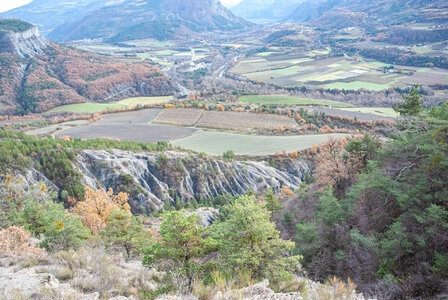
left=172, top=130, right=348, bottom=155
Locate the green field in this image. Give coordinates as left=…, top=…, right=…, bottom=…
left=337, top=107, right=399, bottom=118
left=126, top=39, right=174, bottom=47
left=172, top=130, right=348, bottom=155
left=118, top=96, right=173, bottom=106
left=48, top=103, right=125, bottom=113
left=153, top=50, right=179, bottom=56
left=48, top=96, right=173, bottom=113
left=324, top=81, right=392, bottom=91
left=238, top=95, right=354, bottom=108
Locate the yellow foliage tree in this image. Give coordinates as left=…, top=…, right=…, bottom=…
left=73, top=186, right=131, bottom=234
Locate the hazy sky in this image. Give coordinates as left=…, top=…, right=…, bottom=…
left=0, top=0, right=32, bottom=13
left=0, top=0, right=243, bottom=13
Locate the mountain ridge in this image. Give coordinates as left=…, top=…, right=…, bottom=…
left=0, top=20, right=175, bottom=115
left=285, top=0, right=448, bottom=28
left=2, top=0, right=254, bottom=42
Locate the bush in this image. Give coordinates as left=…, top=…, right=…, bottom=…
left=101, top=210, right=152, bottom=258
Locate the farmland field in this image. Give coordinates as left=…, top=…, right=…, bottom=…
left=53, top=109, right=197, bottom=142
left=231, top=52, right=448, bottom=91
left=154, top=109, right=204, bottom=126
left=336, top=107, right=398, bottom=118
left=55, top=124, right=196, bottom=143
left=25, top=120, right=90, bottom=135
left=238, top=95, right=354, bottom=108
left=48, top=103, right=125, bottom=114
left=306, top=107, right=395, bottom=121
left=47, top=96, right=173, bottom=113
left=117, top=96, right=173, bottom=106
left=196, top=111, right=298, bottom=131
left=172, top=130, right=349, bottom=155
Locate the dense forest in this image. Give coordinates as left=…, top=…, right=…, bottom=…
left=287, top=98, right=448, bottom=298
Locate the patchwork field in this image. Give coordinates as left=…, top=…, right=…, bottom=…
left=47, top=96, right=173, bottom=114
left=196, top=111, right=298, bottom=131
left=238, top=95, right=354, bottom=108
left=154, top=109, right=204, bottom=126
left=231, top=52, right=448, bottom=91
left=172, top=130, right=349, bottom=155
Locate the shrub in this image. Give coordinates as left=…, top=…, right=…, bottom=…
left=0, top=226, right=45, bottom=258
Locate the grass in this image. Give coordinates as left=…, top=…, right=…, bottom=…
left=238, top=95, right=354, bottom=108
left=118, top=96, right=173, bottom=106
left=324, top=81, right=392, bottom=91
left=153, top=50, right=179, bottom=56
left=125, top=39, right=174, bottom=47
left=337, top=107, right=399, bottom=118
left=48, top=103, right=125, bottom=113
left=48, top=96, right=173, bottom=113
left=172, top=130, right=348, bottom=156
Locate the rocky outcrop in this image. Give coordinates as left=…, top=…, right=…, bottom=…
left=0, top=26, right=47, bottom=59
left=0, top=266, right=99, bottom=299
left=73, top=150, right=311, bottom=213
left=22, top=149, right=311, bottom=214
left=157, top=279, right=366, bottom=300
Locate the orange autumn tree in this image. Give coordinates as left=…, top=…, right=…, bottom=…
left=73, top=186, right=131, bottom=234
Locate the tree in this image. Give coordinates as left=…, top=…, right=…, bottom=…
left=102, top=210, right=152, bottom=258
left=344, top=133, right=380, bottom=169
left=13, top=199, right=91, bottom=252
left=393, top=85, right=424, bottom=116
left=73, top=186, right=131, bottom=234
left=142, top=210, right=216, bottom=293
left=210, top=196, right=300, bottom=286
left=222, top=150, right=235, bottom=161
left=264, top=188, right=282, bottom=214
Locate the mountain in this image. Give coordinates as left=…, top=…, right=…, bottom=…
left=0, top=0, right=109, bottom=36
left=0, top=19, right=175, bottom=115
left=231, top=0, right=303, bottom=21
left=286, top=0, right=448, bottom=28
left=2, top=0, right=253, bottom=42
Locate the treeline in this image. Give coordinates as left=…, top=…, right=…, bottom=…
left=376, top=28, right=448, bottom=45
left=359, top=48, right=448, bottom=69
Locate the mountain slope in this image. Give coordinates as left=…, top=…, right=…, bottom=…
left=232, top=0, right=302, bottom=21
left=0, top=20, right=174, bottom=115
left=286, top=0, right=448, bottom=28
left=0, top=0, right=109, bottom=36
left=43, top=0, right=253, bottom=42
